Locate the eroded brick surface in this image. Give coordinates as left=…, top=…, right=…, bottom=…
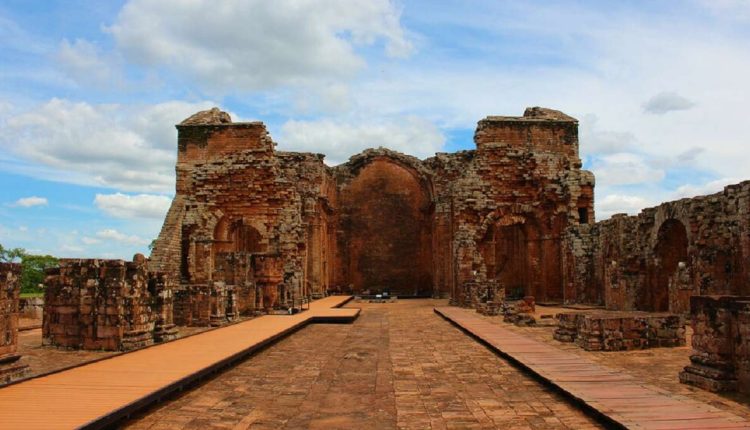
left=43, top=256, right=176, bottom=351
left=124, top=300, right=602, bottom=429
left=150, top=107, right=593, bottom=313
left=680, top=295, right=750, bottom=394
left=569, top=312, right=685, bottom=351
left=0, top=262, right=29, bottom=383
left=563, top=181, right=750, bottom=313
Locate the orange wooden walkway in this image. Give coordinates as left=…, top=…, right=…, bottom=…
left=435, top=306, right=750, bottom=430
left=0, top=296, right=358, bottom=430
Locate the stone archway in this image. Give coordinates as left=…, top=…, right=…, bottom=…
left=338, top=158, right=434, bottom=296
left=650, top=219, right=688, bottom=312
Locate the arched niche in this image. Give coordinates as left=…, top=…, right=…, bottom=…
left=213, top=217, right=266, bottom=254
left=338, top=158, right=434, bottom=296
left=648, top=219, right=688, bottom=312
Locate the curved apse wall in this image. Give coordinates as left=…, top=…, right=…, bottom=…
left=338, top=159, right=434, bottom=296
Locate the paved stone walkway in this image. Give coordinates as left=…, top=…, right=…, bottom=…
left=125, top=300, right=601, bottom=429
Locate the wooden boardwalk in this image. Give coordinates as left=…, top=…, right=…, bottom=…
left=435, top=306, right=750, bottom=429
left=0, top=296, right=358, bottom=430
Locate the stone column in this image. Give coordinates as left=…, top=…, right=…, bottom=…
left=252, top=255, right=283, bottom=313
left=0, top=263, right=29, bottom=383
left=151, top=272, right=178, bottom=342
left=680, top=296, right=740, bottom=392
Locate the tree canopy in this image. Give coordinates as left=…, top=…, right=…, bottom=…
left=0, top=243, right=58, bottom=294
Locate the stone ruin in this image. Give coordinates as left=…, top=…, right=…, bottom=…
left=563, top=181, right=750, bottom=313
left=0, top=263, right=29, bottom=383
left=554, top=311, right=685, bottom=351
left=680, top=295, right=750, bottom=393
left=152, top=107, right=748, bottom=318
left=27, top=106, right=749, bottom=395
left=149, top=107, right=594, bottom=313
left=43, top=255, right=177, bottom=351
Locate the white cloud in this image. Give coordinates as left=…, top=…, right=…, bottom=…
left=95, top=228, right=150, bottom=246
left=12, top=196, right=48, bottom=207
left=597, top=194, right=652, bottom=219
left=2, top=98, right=214, bottom=192
left=591, top=153, right=665, bottom=186
left=579, top=114, right=636, bottom=156
left=60, top=244, right=84, bottom=253
left=56, top=39, right=122, bottom=88
left=671, top=177, right=743, bottom=199
left=643, top=91, right=695, bottom=115
left=107, top=0, right=413, bottom=92
left=94, top=193, right=171, bottom=219
left=81, top=237, right=100, bottom=245
left=696, top=0, right=750, bottom=21
left=278, top=117, right=446, bottom=165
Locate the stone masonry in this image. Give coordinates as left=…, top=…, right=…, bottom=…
left=43, top=256, right=176, bottom=351
left=0, top=263, right=29, bottom=383
left=680, top=295, right=750, bottom=393
left=148, top=106, right=748, bottom=322
left=150, top=107, right=594, bottom=311
left=563, top=181, right=750, bottom=313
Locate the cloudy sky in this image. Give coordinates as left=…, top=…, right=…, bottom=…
left=1, top=0, right=749, bottom=259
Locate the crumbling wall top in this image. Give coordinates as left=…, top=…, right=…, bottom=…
left=481, top=106, right=578, bottom=123
left=180, top=107, right=232, bottom=125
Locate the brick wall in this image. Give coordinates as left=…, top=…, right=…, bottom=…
left=680, top=295, right=750, bottom=393
left=43, top=257, right=176, bottom=351
left=0, top=263, right=28, bottom=383
left=151, top=107, right=593, bottom=310
left=563, top=181, right=750, bottom=312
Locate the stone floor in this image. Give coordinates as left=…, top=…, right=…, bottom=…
left=124, top=300, right=602, bottom=429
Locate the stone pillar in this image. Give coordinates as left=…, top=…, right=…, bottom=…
left=680, top=296, right=741, bottom=392
left=0, top=263, right=29, bottom=383
left=732, top=300, right=750, bottom=394
left=253, top=254, right=283, bottom=313
left=151, top=272, right=178, bottom=342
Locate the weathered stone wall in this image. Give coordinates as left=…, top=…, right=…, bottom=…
left=680, top=295, right=750, bottom=393
left=564, top=181, right=750, bottom=312
left=334, top=150, right=435, bottom=296
left=443, top=108, right=594, bottom=304
left=0, top=263, right=28, bottom=383
left=43, top=256, right=176, bottom=351
left=173, top=283, right=238, bottom=327
left=151, top=107, right=594, bottom=307
left=554, top=311, right=685, bottom=351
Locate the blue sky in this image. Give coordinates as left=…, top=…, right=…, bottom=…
left=1, top=0, right=749, bottom=259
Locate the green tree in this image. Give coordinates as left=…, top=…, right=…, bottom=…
left=1, top=242, right=58, bottom=294
left=0, top=243, right=26, bottom=262
left=19, top=254, right=58, bottom=294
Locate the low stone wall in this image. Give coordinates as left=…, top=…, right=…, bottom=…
left=554, top=311, right=685, bottom=351
left=173, top=283, right=239, bottom=327
left=553, top=312, right=583, bottom=342
left=43, top=256, right=176, bottom=351
left=19, top=297, right=43, bottom=320
left=680, top=295, right=750, bottom=393
left=0, top=263, right=29, bottom=383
